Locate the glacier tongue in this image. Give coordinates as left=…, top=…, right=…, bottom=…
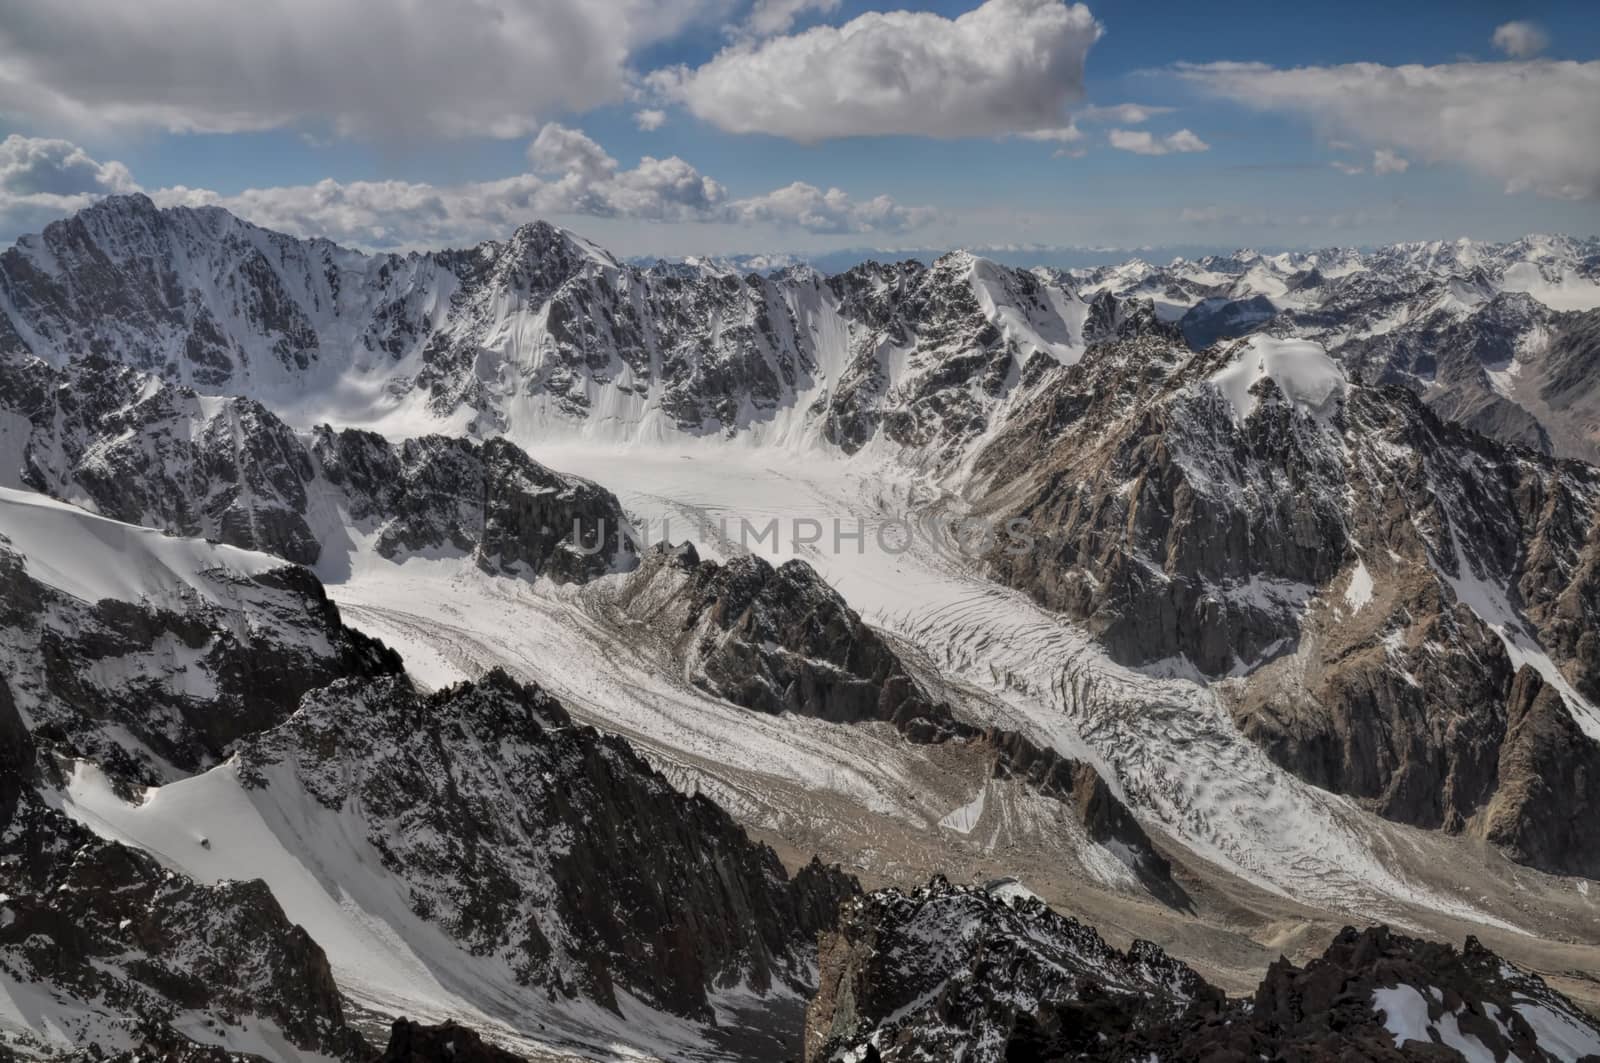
left=323, top=444, right=1520, bottom=930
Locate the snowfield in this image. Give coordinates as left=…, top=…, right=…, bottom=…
left=0, top=485, right=284, bottom=607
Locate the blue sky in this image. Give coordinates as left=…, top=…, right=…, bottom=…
left=0, top=0, right=1595, bottom=257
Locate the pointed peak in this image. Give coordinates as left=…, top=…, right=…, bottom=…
left=506, top=219, right=619, bottom=270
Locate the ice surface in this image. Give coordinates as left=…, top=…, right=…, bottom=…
left=318, top=444, right=1519, bottom=929
left=1207, top=336, right=1346, bottom=425
left=0, top=485, right=284, bottom=606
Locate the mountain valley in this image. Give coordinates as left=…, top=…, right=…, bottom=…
left=2, top=197, right=1600, bottom=1061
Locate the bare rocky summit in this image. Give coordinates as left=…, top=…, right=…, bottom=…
left=804, top=877, right=1600, bottom=1062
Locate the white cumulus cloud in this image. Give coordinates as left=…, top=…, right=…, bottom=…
left=1179, top=59, right=1600, bottom=199
left=0, top=0, right=724, bottom=139
left=1492, top=21, right=1549, bottom=59
left=633, top=109, right=668, bottom=131
left=0, top=129, right=930, bottom=249
left=651, top=0, right=1103, bottom=141
left=1107, top=128, right=1209, bottom=155
left=739, top=0, right=842, bottom=38
left=0, top=134, right=139, bottom=233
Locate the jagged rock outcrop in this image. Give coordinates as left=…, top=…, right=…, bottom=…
left=803, top=877, right=1217, bottom=1063
left=0, top=487, right=400, bottom=785
left=618, top=543, right=952, bottom=736
left=0, top=196, right=1113, bottom=460
left=0, top=677, right=368, bottom=1061
left=2, top=353, right=324, bottom=563
left=310, top=428, right=635, bottom=582
left=1237, top=925, right=1600, bottom=1063
left=1477, top=665, right=1600, bottom=877
left=1234, top=572, right=1515, bottom=833
left=376, top=1020, right=528, bottom=1063
left=0, top=354, right=637, bottom=581
left=971, top=331, right=1600, bottom=872
left=805, top=878, right=1600, bottom=1062
left=236, top=669, right=858, bottom=1023
left=615, top=543, right=1178, bottom=898
left=976, top=335, right=1350, bottom=676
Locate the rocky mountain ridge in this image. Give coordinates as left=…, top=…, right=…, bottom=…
left=0, top=484, right=853, bottom=1059
left=805, top=876, right=1600, bottom=1062
left=232, top=669, right=858, bottom=1025
left=0, top=194, right=1212, bottom=461
left=1, top=353, right=636, bottom=579
left=0, top=484, right=400, bottom=786
left=0, top=675, right=372, bottom=1062
left=2, top=198, right=1594, bottom=468
left=970, top=331, right=1600, bottom=876
left=1064, top=236, right=1600, bottom=461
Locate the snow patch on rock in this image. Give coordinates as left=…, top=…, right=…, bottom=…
left=1207, top=336, right=1346, bottom=425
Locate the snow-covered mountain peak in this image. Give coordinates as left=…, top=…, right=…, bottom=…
left=503, top=217, right=620, bottom=271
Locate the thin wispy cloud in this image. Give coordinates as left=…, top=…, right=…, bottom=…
left=1179, top=59, right=1600, bottom=199
left=1107, top=128, right=1209, bottom=155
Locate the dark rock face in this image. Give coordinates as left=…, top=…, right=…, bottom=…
left=805, top=878, right=1600, bottom=1063
left=0, top=680, right=366, bottom=1062
left=1084, top=289, right=1185, bottom=346
left=0, top=194, right=329, bottom=383
left=0, top=675, right=29, bottom=827
left=1234, top=579, right=1515, bottom=833
left=238, top=670, right=857, bottom=1023
left=812, top=254, right=1055, bottom=456
left=1536, top=307, right=1600, bottom=457
left=3, top=354, right=323, bottom=564
left=377, top=1020, right=527, bottom=1063
left=311, top=429, right=636, bottom=582
left=1478, top=666, right=1600, bottom=877
left=1179, top=293, right=1278, bottom=348
left=978, top=337, right=1349, bottom=676
left=0, top=355, right=637, bottom=581
left=1231, top=926, right=1600, bottom=1063
left=0, top=509, right=400, bottom=785
left=972, top=332, right=1600, bottom=874
left=631, top=544, right=950, bottom=734
left=803, top=877, right=1217, bottom=1063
